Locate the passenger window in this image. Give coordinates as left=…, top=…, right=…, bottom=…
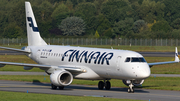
left=125, top=57, right=130, bottom=62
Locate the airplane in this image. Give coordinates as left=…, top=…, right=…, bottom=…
left=0, top=1, right=179, bottom=93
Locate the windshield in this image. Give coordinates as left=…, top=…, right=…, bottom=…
left=125, top=57, right=146, bottom=62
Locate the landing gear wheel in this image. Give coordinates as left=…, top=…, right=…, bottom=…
left=98, top=81, right=104, bottom=90
left=105, top=81, right=111, bottom=90
left=128, top=88, right=134, bottom=93
left=59, top=86, right=64, bottom=90
left=128, top=88, right=131, bottom=93
left=51, top=84, right=57, bottom=90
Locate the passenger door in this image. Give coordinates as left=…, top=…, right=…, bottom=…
left=116, top=56, right=121, bottom=71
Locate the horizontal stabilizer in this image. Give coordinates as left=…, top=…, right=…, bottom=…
left=0, top=46, right=31, bottom=53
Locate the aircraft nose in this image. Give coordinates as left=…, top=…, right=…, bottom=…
left=135, top=65, right=151, bottom=79
left=139, top=69, right=151, bottom=78
left=139, top=66, right=151, bottom=78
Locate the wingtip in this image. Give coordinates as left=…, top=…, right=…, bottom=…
left=175, top=47, right=179, bottom=62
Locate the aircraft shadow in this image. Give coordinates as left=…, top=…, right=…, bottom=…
left=29, top=80, right=149, bottom=93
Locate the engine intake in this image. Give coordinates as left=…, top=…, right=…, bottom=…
left=50, top=70, right=73, bottom=86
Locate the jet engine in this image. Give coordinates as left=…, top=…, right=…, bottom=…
left=50, top=70, right=73, bottom=86
left=122, top=79, right=144, bottom=86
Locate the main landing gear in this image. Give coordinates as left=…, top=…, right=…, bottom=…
left=128, top=81, right=134, bottom=93
left=51, top=84, right=64, bottom=90
left=98, top=80, right=111, bottom=90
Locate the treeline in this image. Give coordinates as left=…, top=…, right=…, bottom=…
left=1, top=0, right=180, bottom=39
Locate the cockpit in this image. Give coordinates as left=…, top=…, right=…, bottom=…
left=125, top=57, right=146, bottom=62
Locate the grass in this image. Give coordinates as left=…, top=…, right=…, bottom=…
left=0, top=55, right=179, bottom=74
left=0, top=91, right=140, bottom=101
left=0, top=44, right=179, bottom=52
left=0, top=75, right=180, bottom=91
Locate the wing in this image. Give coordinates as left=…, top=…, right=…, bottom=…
left=0, top=46, right=85, bottom=73
left=148, top=47, right=179, bottom=68
left=0, top=61, right=84, bottom=73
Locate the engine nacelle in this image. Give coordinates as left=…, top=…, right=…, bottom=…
left=50, top=70, right=73, bottom=86
left=24, top=66, right=33, bottom=70
left=122, top=79, right=144, bottom=86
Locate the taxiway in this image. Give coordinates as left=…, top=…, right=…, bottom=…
left=0, top=80, right=180, bottom=101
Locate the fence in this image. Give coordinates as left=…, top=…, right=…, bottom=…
left=0, top=38, right=180, bottom=46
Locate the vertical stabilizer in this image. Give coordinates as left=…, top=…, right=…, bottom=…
left=25, top=2, right=47, bottom=46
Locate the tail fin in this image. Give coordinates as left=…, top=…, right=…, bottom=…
left=25, top=2, right=47, bottom=46
left=175, top=47, right=179, bottom=62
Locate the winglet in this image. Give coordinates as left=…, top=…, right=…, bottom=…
left=175, top=47, right=179, bottom=62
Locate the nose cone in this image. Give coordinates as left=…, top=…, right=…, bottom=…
left=139, top=69, right=151, bottom=78
left=137, top=64, right=151, bottom=79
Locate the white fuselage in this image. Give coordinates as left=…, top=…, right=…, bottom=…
left=27, top=45, right=151, bottom=80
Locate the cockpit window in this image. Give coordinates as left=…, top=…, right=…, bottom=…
left=125, top=57, right=130, bottom=62
left=131, top=58, right=140, bottom=62
left=139, top=58, right=146, bottom=62
left=125, top=57, right=146, bottom=62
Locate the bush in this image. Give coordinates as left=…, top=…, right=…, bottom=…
left=58, top=16, right=86, bottom=36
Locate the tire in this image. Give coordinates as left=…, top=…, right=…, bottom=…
left=59, top=86, right=64, bottom=90
left=98, top=81, right=104, bottom=90
left=51, top=84, right=57, bottom=90
left=105, top=81, right=111, bottom=90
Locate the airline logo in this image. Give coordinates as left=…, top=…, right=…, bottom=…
left=62, top=49, right=114, bottom=65
left=27, top=17, right=39, bottom=32
left=176, top=53, right=178, bottom=57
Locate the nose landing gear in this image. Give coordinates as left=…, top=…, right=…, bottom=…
left=128, top=81, right=134, bottom=93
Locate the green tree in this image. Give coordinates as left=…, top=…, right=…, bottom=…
left=151, top=20, right=171, bottom=33
left=39, top=1, right=53, bottom=21
left=95, top=14, right=111, bottom=37
left=101, top=0, right=134, bottom=25
left=137, top=0, right=165, bottom=23
left=163, top=0, right=180, bottom=23
left=75, top=2, right=96, bottom=20
left=95, top=30, right=100, bottom=38
left=75, top=2, right=97, bottom=34
left=171, top=18, right=180, bottom=29
left=93, top=0, right=106, bottom=14
left=148, top=31, right=168, bottom=39
left=171, top=29, right=180, bottom=39
left=59, top=16, right=86, bottom=36
left=37, top=1, right=53, bottom=37
left=112, top=18, right=134, bottom=38
left=8, top=0, right=26, bottom=34
left=51, top=3, right=72, bottom=27
left=133, top=20, right=148, bottom=33
left=3, top=23, right=24, bottom=38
